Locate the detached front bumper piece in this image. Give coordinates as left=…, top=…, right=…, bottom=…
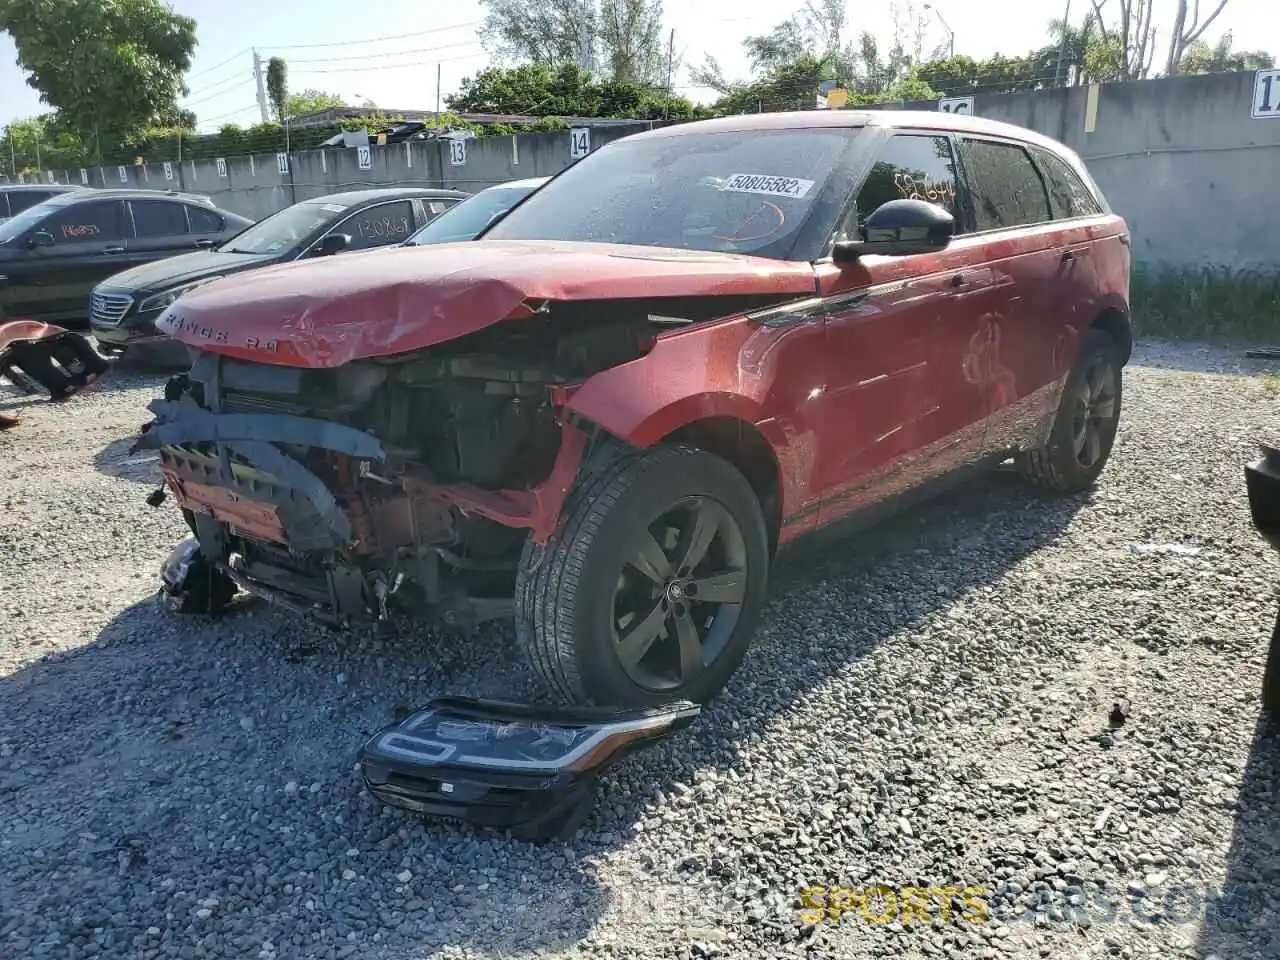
left=0, top=320, right=110, bottom=428
left=358, top=697, right=701, bottom=842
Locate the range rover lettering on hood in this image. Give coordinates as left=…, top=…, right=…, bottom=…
left=153, top=239, right=819, bottom=368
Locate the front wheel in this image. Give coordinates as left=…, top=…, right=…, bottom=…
left=515, top=441, right=770, bottom=708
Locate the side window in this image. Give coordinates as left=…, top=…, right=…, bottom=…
left=850, top=134, right=960, bottom=235
left=425, top=199, right=456, bottom=219
left=1031, top=148, right=1103, bottom=220
left=187, top=205, right=225, bottom=234
left=9, top=191, right=51, bottom=216
left=132, top=200, right=190, bottom=237
left=957, top=139, right=1052, bottom=231
left=41, top=202, right=125, bottom=244
left=341, top=200, right=416, bottom=250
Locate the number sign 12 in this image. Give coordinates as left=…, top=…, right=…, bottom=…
left=1253, top=69, right=1280, bottom=118
left=449, top=138, right=467, bottom=166
left=356, top=145, right=372, bottom=170
left=569, top=127, right=590, bottom=159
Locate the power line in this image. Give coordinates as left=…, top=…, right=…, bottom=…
left=187, top=47, right=253, bottom=81
left=290, top=51, right=488, bottom=75
left=260, top=21, right=482, bottom=51
left=196, top=102, right=262, bottom=126
left=183, top=75, right=256, bottom=108
left=283, top=39, right=484, bottom=65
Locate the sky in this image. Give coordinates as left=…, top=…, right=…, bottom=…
left=1, top=0, right=1278, bottom=131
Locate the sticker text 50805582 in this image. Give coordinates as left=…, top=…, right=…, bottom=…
left=721, top=174, right=816, bottom=199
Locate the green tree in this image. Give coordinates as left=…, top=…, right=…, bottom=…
left=446, top=61, right=700, bottom=118
left=285, top=89, right=347, bottom=118
left=0, top=0, right=198, bottom=142
left=2, top=114, right=93, bottom=175
left=266, top=56, right=288, bottom=122
left=1178, top=32, right=1273, bottom=74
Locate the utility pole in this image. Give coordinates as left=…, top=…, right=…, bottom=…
left=436, top=63, right=442, bottom=115
left=7, top=127, right=15, bottom=179
left=663, top=29, right=675, bottom=120
left=252, top=49, right=270, bottom=123
left=1054, top=0, right=1073, bottom=87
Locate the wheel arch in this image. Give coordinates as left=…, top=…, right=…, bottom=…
left=1090, top=302, right=1133, bottom=365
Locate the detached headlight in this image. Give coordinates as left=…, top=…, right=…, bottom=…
left=139, top=276, right=222, bottom=313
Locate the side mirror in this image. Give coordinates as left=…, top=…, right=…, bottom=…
left=315, top=233, right=351, bottom=256
left=27, top=230, right=55, bottom=249
left=832, top=199, right=954, bottom=262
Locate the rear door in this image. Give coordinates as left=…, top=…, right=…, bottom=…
left=126, top=198, right=194, bottom=268
left=953, top=136, right=1070, bottom=454
left=19, top=199, right=131, bottom=319
left=185, top=203, right=229, bottom=247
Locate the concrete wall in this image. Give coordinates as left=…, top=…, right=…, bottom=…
left=11, top=73, right=1280, bottom=270
left=6, top=124, right=650, bottom=222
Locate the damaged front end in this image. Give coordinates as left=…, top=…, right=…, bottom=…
left=136, top=307, right=659, bottom=629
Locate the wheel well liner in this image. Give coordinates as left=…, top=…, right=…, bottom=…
left=1091, top=307, right=1132, bottom=364
left=666, top=416, right=782, bottom=556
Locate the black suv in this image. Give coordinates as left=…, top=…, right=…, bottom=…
left=0, top=183, right=82, bottom=221
left=0, top=188, right=251, bottom=326
left=89, top=187, right=467, bottom=357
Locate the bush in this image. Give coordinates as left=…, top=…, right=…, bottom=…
left=1131, top=263, right=1280, bottom=342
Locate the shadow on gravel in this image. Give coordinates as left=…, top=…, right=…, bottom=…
left=0, top=469, right=1085, bottom=957
left=1194, top=713, right=1280, bottom=960
left=93, top=435, right=163, bottom=485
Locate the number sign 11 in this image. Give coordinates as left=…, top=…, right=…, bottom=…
left=1253, top=70, right=1280, bottom=118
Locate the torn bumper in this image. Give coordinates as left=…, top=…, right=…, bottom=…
left=0, top=320, right=110, bottom=415
left=358, top=697, right=700, bottom=841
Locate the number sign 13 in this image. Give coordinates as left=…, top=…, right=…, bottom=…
left=448, top=139, right=467, bottom=166
left=1253, top=69, right=1280, bottom=118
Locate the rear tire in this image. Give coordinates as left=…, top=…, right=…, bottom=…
left=515, top=439, right=769, bottom=708
left=1016, top=328, right=1123, bottom=494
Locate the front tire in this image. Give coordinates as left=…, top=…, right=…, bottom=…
left=515, top=440, right=770, bottom=708
left=1016, top=328, right=1123, bottom=494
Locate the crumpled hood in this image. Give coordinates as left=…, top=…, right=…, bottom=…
left=155, top=239, right=818, bottom=368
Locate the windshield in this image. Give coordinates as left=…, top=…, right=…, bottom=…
left=405, top=184, right=538, bottom=245
left=220, top=200, right=348, bottom=255
left=483, top=129, right=858, bottom=259
left=0, top=199, right=61, bottom=244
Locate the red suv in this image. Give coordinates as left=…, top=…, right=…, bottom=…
left=139, top=110, right=1131, bottom=709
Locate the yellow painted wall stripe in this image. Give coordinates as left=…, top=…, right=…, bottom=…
left=1085, top=83, right=1100, bottom=133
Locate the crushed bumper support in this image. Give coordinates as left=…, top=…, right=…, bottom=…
left=0, top=320, right=111, bottom=428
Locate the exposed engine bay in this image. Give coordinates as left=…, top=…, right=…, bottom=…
left=139, top=295, right=783, bottom=628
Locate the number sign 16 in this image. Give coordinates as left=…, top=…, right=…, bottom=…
left=448, top=138, right=467, bottom=166
left=939, top=96, right=975, bottom=115
left=1253, top=69, right=1280, bottom=118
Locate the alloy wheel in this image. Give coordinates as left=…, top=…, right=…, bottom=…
left=1071, top=355, right=1118, bottom=469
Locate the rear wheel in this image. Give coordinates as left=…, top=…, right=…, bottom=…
left=1016, top=328, right=1123, bottom=494
left=515, top=440, right=769, bottom=708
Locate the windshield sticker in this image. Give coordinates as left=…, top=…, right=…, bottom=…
left=720, top=174, right=816, bottom=200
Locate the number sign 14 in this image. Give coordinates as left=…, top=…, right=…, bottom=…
left=569, top=128, right=590, bottom=159
left=1253, top=69, right=1280, bottom=118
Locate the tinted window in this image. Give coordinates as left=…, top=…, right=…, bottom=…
left=44, top=201, right=125, bottom=243
left=132, top=200, right=190, bottom=237
left=341, top=200, right=415, bottom=250
left=1031, top=148, right=1103, bottom=220
left=407, top=185, right=537, bottom=246
left=849, top=134, right=959, bottom=234
left=425, top=199, right=456, bottom=218
left=187, top=205, right=225, bottom=234
left=8, top=190, right=56, bottom=216
left=958, top=139, right=1052, bottom=231
left=485, top=129, right=858, bottom=260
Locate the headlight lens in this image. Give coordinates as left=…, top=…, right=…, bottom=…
left=139, top=277, right=222, bottom=313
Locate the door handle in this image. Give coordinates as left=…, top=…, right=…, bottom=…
left=102, top=246, right=126, bottom=255
left=194, top=238, right=214, bottom=249
left=950, top=273, right=965, bottom=288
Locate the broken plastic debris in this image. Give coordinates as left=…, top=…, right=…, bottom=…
left=1125, top=542, right=1203, bottom=557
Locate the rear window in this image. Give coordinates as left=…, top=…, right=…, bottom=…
left=187, top=205, right=225, bottom=234
left=132, top=199, right=190, bottom=237
left=484, top=129, right=858, bottom=260
left=1030, top=147, right=1103, bottom=220
left=958, top=138, right=1052, bottom=231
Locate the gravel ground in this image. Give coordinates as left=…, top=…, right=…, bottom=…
left=2, top=340, right=1279, bottom=960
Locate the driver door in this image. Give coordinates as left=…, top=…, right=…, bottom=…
left=812, top=131, right=1001, bottom=526
left=7, top=199, right=129, bottom=322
